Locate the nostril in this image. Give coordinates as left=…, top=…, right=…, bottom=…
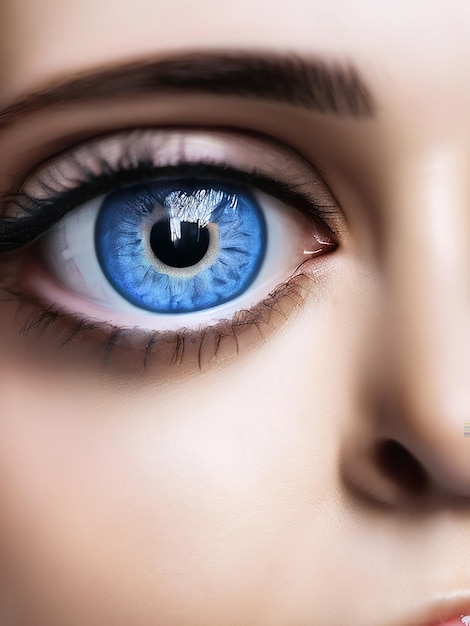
left=374, top=439, right=429, bottom=495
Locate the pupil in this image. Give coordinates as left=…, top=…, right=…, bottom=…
left=150, top=220, right=210, bottom=268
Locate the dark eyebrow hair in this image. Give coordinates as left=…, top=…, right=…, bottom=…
left=0, top=51, right=376, bottom=130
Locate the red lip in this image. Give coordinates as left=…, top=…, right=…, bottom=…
left=407, top=597, right=470, bottom=626
left=394, top=595, right=470, bottom=626
left=433, top=618, right=470, bottom=626
left=423, top=613, right=470, bottom=626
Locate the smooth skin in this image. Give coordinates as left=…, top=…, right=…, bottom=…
left=1, top=1, right=470, bottom=625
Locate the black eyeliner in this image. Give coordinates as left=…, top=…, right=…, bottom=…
left=0, top=161, right=338, bottom=252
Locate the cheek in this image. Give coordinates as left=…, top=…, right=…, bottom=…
left=0, top=278, right=360, bottom=624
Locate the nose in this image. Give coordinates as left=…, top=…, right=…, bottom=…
left=343, top=149, right=470, bottom=503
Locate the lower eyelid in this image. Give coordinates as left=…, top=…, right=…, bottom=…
left=0, top=269, right=316, bottom=376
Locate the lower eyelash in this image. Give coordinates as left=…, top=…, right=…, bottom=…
left=0, top=271, right=313, bottom=376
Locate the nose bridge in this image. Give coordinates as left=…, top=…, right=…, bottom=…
left=381, top=146, right=470, bottom=493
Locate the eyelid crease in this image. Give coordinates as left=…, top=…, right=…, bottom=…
left=0, top=128, right=343, bottom=251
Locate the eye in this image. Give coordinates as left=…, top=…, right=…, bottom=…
left=41, top=176, right=328, bottom=330
left=1, top=128, right=341, bottom=366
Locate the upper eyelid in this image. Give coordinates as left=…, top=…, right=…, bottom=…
left=0, top=128, right=344, bottom=251
left=20, top=127, right=326, bottom=196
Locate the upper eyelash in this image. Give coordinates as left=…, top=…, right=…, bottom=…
left=0, top=152, right=339, bottom=252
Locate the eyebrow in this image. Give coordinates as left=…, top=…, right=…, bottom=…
left=0, top=51, right=376, bottom=130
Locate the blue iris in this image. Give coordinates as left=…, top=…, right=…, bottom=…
left=95, top=180, right=267, bottom=313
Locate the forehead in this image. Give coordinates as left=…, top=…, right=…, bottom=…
left=1, top=1, right=470, bottom=92
left=1, top=0, right=470, bottom=152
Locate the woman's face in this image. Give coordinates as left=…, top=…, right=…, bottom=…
left=1, top=1, right=470, bottom=625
